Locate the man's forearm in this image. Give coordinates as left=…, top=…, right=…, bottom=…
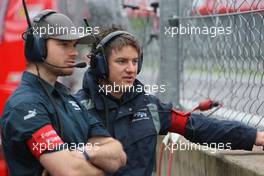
left=40, top=150, right=105, bottom=176
left=184, top=113, right=257, bottom=150
left=70, top=150, right=105, bottom=176
left=42, top=160, right=104, bottom=176
left=87, top=137, right=127, bottom=173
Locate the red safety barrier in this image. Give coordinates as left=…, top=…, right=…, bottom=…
left=192, top=0, right=264, bottom=15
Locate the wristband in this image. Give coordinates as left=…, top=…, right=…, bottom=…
left=82, top=150, right=90, bottom=161
left=77, top=147, right=90, bottom=161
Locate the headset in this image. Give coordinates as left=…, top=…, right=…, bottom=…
left=90, top=31, right=143, bottom=80
left=23, top=0, right=55, bottom=63
left=22, top=0, right=86, bottom=68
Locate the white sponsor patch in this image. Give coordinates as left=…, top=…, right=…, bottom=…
left=68, top=101, right=81, bottom=110
left=24, top=109, right=37, bottom=120
left=132, top=112, right=150, bottom=122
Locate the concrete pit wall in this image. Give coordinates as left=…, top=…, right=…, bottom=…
left=156, top=135, right=264, bottom=176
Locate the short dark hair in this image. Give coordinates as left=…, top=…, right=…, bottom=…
left=91, top=27, right=141, bottom=59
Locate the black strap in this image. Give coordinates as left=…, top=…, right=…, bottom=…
left=33, top=10, right=56, bottom=23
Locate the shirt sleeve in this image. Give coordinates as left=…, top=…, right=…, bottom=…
left=184, top=113, right=257, bottom=150
left=2, top=102, right=52, bottom=140
left=1, top=102, right=53, bottom=154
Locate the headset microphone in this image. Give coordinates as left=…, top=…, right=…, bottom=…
left=43, top=61, right=87, bottom=68
left=73, top=62, right=87, bottom=68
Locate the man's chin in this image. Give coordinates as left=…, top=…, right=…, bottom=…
left=122, top=83, right=133, bottom=88
left=122, top=80, right=135, bottom=86
left=59, top=70, right=74, bottom=76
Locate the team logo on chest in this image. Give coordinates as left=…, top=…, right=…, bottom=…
left=68, top=101, right=81, bottom=111
left=132, top=111, right=150, bottom=122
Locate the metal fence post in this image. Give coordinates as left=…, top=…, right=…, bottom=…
left=158, top=0, right=181, bottom=106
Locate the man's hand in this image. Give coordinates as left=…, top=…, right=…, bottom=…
left=87, top=137, right=127, bottom=173
left=255, top=131, right=264, bottom=146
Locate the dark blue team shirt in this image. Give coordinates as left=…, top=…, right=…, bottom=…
left=1, top=71, right=110, bottom=176
left=75, top=70, right=257, bottom=176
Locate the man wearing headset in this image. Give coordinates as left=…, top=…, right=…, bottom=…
left=0, top=11, right=127, bottom=175
left=75, top=27, right=264, bottom=176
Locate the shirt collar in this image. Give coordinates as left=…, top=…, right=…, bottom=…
left=22, top=71, right=71, bottom=96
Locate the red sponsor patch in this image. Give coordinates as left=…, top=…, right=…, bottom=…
left=27, top=124, right=64, bottom=158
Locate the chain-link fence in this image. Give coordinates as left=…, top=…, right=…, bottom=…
left=125, top=3, right=161, bottom=87
left=162, top=0, right=264, bottom=130
left=56, top=0, right=160, bottom=92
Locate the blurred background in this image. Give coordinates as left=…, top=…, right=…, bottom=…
left=1, top=0, right=264, bottom=175
left=0, top=0, right=161, bottom=102
left=1, top=0, right=264, bottom=132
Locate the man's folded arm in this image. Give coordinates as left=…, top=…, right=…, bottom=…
left=86, top=137, right=127, bottom=173
left=26, top=124, right=105, bottom=176
left=39, top=149, right=105, bottom=176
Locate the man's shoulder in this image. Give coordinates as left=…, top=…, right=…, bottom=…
left=74, top=89, right=90, bottom=100
left=8, top=86, right=45, bottom=106
left=1, top=85, right=49, bottom=121
left=134, top=93, right=159, bottom=103
left=138, top=93, right=173, bottom=109
left=74, top=89, right=94, bottom=110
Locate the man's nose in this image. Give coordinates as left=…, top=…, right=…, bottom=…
left=69, top=48, right=78, bottom=57
left=126, top=61, right=137, bottom=73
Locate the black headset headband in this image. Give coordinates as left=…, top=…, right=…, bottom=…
left=33, top=10, right=56, bottom=23
left=95, top=31, right=134, bottom=50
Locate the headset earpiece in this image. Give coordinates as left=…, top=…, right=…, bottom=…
left=24, top=33, right=47, bottom=62
left=24, top=10, right=56, bottom=62
left=91, top=50, right=108, bottom=80
left=137, top=51, right=143, bottom=74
